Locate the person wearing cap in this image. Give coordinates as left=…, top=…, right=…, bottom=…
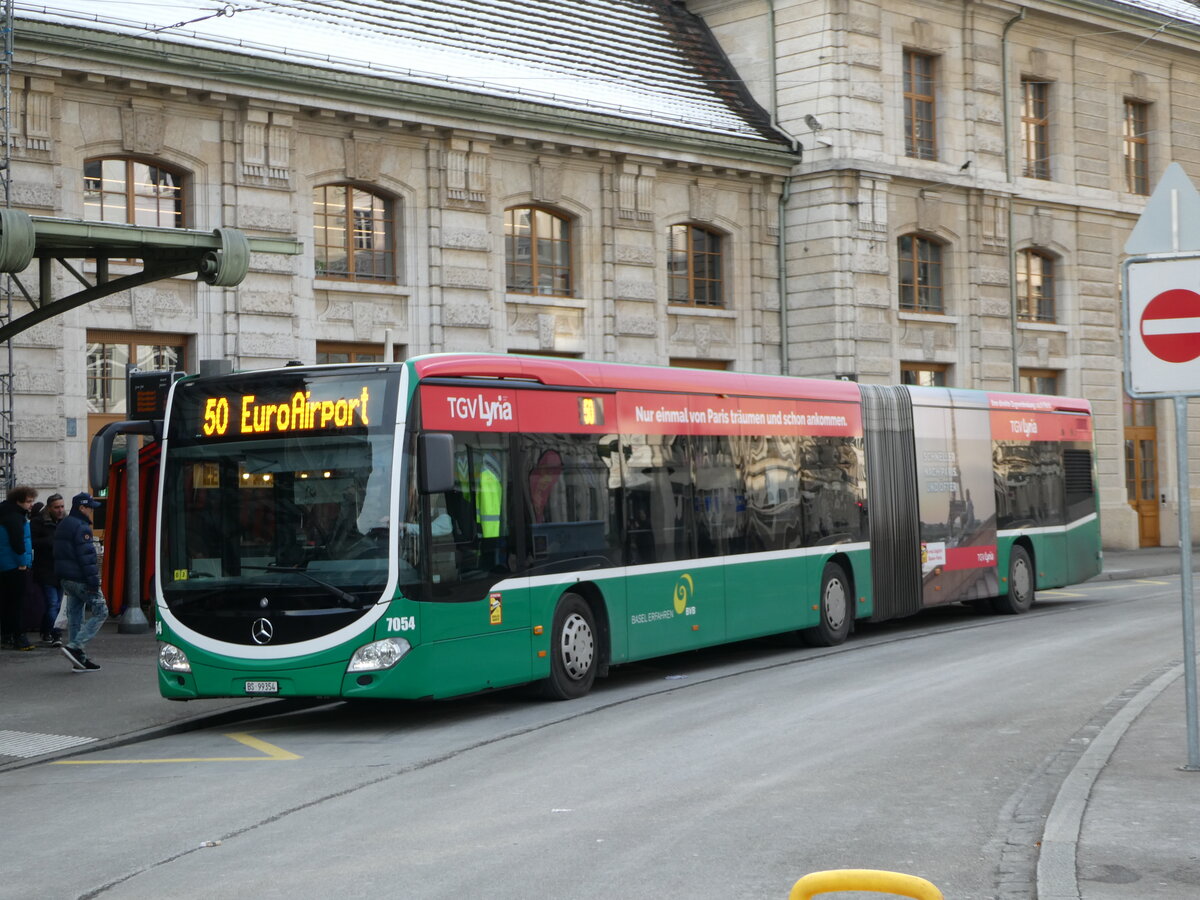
left=53, top=492, right=107, bottom=671
left=0, top=484, right=38, bottom=651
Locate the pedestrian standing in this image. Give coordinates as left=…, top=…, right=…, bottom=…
left=32, top=492, right=66, bottom=647
left=54, top=492, right=107, bottom=671
left=0, top=484, right=37, bottom=651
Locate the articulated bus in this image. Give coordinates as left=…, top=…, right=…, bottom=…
left=154, top=354, right=1101, bottom=701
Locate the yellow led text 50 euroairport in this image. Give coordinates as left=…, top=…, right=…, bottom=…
left=201, top=387, right=371, bottom=437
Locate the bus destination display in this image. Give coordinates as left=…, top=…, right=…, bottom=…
left=179, top=375, right=389, bottom=441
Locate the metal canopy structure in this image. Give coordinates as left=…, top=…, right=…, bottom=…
left=0, top=211, right=302, bottom=343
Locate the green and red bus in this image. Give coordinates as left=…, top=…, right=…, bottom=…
left=154, top=354, right=1101, bottom=701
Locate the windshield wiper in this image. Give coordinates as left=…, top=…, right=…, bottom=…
left=240, top=564, right=367, bottom=608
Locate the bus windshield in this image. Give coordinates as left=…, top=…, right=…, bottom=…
left=159, top=370, right=402, bottom=610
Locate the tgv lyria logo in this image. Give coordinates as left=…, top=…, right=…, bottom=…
left=445, top=394, right=514, bottom=427
left=673, top=573, right=694, bottom=615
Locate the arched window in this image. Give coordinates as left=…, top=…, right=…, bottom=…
left=1017, top=249, right=1055, bottom=323
left=505, top=207, right=571, bottom=295
left=897, top=233, right=943, bottom=313
left=83, top=158, right=185, bottom=227
left=313, top=184, right=395, bottom=282
left=668, top=223, right=723, bottom=308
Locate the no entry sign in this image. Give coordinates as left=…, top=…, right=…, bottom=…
left=1124, top=256, right=1200, bottom=396
left=1141, top=288, right=1200, bottom=363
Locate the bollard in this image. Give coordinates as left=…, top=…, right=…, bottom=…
left=789, top=868, right=943, bottom=900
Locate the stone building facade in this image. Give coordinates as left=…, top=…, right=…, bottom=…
left=9, top=0, right=1200, bottom=551
left=7, top=3, right=795, bottom=499
left=694, top=0, right=1200, bottom=549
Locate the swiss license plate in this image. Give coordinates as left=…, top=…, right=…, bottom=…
left=245, top=681, right=279, bottom=694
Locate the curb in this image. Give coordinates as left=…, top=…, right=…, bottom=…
left=1035, top=665, right=1183, bottom=900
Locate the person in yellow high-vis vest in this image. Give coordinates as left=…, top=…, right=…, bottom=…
left=455, top=449, right=503, bottom=539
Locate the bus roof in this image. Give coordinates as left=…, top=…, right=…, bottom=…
left=410, top=354, right=1092, bottom=413
left=411, top=353, right=863, bottom=403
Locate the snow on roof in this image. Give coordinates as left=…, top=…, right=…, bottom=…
left=1124, top=0, right=1200, bottom=27
left=15, top=0, right=785, bottom=143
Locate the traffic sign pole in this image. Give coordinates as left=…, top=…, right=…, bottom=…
left=1122, top=161, right=1200, bottom=770
left=1174, top=395, right=1200, bottom=771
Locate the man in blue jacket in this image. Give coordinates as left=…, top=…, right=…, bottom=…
left=0, top=484, right=37, bottom=651
left=54, top=492, right=107, bottom=671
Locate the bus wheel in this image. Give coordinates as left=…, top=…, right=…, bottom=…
left=993, top=545, right=1035, bottom=615
left=801, top=562, right=852, bottom=647
left=539, top=593, right=597, bottom=700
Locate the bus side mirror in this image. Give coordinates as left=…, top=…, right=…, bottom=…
left=419, top=433, right=456, bottom=494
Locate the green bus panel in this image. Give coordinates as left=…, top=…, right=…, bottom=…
left=724, top=554, right=817, bottom=638
left=418, top=629, right=533, bottom=698
left=426, top=587, right=533, bottom=692
left=844, top=550, right=874, bottom=619
left=1067, top=518, right=1103, bottom=584
left=1030, top=532, right=1068, bottom=588
left=626, top=564, right=726, bottom=660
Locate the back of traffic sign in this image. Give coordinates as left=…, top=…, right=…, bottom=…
left=1124, top=162, right=1200, bottom=255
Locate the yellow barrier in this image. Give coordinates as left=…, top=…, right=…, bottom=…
left=789, top=869, right=944, bottom=900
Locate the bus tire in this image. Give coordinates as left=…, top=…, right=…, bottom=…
left=993, top=545, right=1035, bottom=615
left=539, top=593, right=597, bottom=700
left=801, top=562, right=852, bottom=647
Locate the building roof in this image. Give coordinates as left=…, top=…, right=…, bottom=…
left=15, top=0, right=789, bottom=145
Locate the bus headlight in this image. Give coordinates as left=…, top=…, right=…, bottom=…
left=348, top=638, right=411, bottom=672
left=158, top=643, right=192, bottom=673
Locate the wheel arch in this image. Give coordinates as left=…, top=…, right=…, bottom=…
left=1008, top=536, right=1036, bottom=592
left=560, top=581, right=610, bottom=675
left=823, top=551, right=857, bottom=620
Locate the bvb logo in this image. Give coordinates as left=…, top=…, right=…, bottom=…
left=673, top=573, right=694, bottom=615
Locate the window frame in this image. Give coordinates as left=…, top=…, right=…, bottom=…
left=1016, top=249, right=1056, bottom=323
left=82, top=156, right=186, bottom=228
left=900, top=362, right=949, bottom=387
left=903, top=50, right=938, bottom=161
left=313, top=183, right=397, bottom=284
left=315, top=341, right=406, bottom=365
left=897, top=233, right=944, bottom=313
left=667, top=223, right=725, bottom=309
left=1123, top=99, right=1150, bottom=196
left=505, top=206, right=573, bottom=297
left=1021, top=78, right=1051, bottom=180
left=1019, top=367, right=1059, bottom=395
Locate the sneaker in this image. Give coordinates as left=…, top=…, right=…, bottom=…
left=60, top=645, right=86, bottom=670
left=10, top=634, right=35, bottom=651
left=77, top=656, right=101, bottom=672
left=40, top=634, right=62, bottom=648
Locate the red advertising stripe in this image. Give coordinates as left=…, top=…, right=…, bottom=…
left=944, top=545, right=998, bottom=571
left=420, top=384, right=863, bottom=438
left=421, top=385, right=520, bottom=432
left=989, top=409, right=1092, bottom=442
left=614, top=393, right=861, bottom=437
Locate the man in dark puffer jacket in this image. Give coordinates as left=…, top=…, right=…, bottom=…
left=54, top=492, right=107, bottom=671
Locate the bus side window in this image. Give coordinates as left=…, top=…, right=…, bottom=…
left=624, top=433, right=689, bottom=563
left=430, top=434, right=512, bottom=599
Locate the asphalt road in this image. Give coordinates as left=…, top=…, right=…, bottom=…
left=2, top=577, right=1184, bottom=900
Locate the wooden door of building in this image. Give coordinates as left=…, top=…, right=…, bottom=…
left=1124, top=398, right=1159, bottom=547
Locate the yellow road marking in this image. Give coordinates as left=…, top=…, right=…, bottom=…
left=52, top=732, right=300, bottom=765
left=1040, top=590, right=1087, bottom=598
left=1134, top=579, right=1170, bottom=585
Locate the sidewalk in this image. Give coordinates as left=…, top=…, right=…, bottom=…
left=0, top=621, right=295, bottom=773
left=2, top=546, right=1198, bottom=899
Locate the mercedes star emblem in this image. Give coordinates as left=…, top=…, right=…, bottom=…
left=251, top=617, right=274, bottom=644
